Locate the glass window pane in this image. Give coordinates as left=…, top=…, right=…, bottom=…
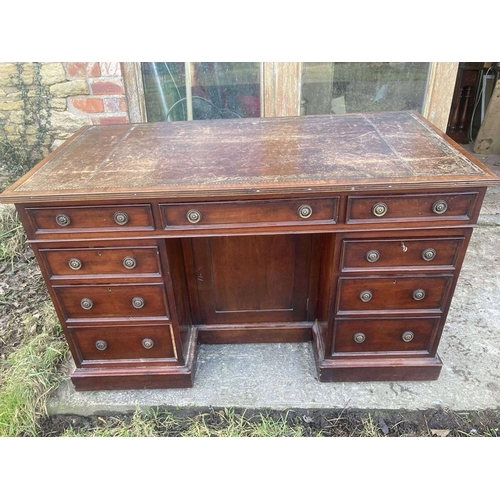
left=141, top=62, right=261, bottom=122
left=301, top=62, right=430, bottom=115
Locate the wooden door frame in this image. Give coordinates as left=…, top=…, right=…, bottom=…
left=121, top=62, right=458, bottom=130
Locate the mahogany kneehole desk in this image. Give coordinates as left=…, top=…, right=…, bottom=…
left=2, top=111, right=499, bottom=391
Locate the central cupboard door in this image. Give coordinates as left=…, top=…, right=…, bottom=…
left=188, top=234, right=314, bottom=325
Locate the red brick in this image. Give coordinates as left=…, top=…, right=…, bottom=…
left=104, top=97, right=128, bottom=112
left=66, top=62, right=101, bottom=78
left=91, top=79, right=125, bottom=95
left=92, top=116, right=129, bottom=125
left=71, top=97, right=104, bottom=113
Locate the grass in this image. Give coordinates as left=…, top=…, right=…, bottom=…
left=0, top=302, right=68, bottom=437
left=0, top=204, right=27, bottom=266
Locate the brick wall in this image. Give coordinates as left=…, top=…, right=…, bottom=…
left=0, top=62, right=131, bottom=152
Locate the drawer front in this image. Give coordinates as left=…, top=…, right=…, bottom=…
left=337, top=275, right=453, bottom=313
left=346, top=192, right=478, bottom=224
left=70, top=324, right=178, bottom=362
left=26, top=204, right=154, bottom=234
left=40, top=245, right=162, bottom=279
left=160, top=198, right=338, bottom=228
left=341, top=236, right=464, bottom=271
left=54, top=283, right=169, bottom=320
left=332, top=317, right=438, bottom=354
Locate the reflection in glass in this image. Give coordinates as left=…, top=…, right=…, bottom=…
left=142, top=62, right=261, bottom=122
left=301, top=62, right=430, bottom=116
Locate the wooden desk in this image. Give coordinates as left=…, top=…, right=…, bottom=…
left=2, top=111, right=498, bottom=390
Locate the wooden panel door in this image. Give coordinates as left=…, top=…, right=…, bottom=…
left=187, top=234, right=313, bottom=325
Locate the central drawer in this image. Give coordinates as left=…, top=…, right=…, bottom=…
left=336, top=275, right=453, bottom=314
left=160, top=197, right=338, bottom=229
left=53, top=283, right=170, bottom=321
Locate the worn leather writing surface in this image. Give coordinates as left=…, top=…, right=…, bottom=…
left=2, top=111, right=497, bottom=203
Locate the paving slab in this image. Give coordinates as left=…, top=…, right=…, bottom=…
left=47, top=221, right=500, bottom=416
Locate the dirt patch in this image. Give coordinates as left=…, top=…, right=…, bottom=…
left=37, top=408, right=500, bottom=437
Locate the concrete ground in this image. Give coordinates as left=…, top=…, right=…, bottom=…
left=47, top=152, right=500, bottom=417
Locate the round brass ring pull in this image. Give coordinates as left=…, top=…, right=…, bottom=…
left=372, top=202, right=388, bottom=217
left=68, top=258, right=82, bottom=270
left=297, top=204, right=313, bottom=219
left=402, top=331, right=414, bottom=342
left=432, top=200, right=448, bottom=215
left=80, top=298, right=94, bottom=310
left=412, top=289, right=426, bottom=301
left=122, top=256, right=137, bottom=269
left=56, top=213, right=71, bottom=226
left=353, top=332, right=366, bottom=344
left=132, top=297, right=145, bottom=309
left=95, top=340, right=107, bottom=350
left=365, top=250, right=380, bottom=263
left=359, top=290, right=373, bottom=302
left=422, top=248, right=436, bottom=261
left=187, top=209, right=202, bottom=224
left=113, top=211, right=129, bottom=225
left=142, top=338, right=154, bottom=349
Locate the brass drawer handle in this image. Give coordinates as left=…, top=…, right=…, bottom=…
left=432, top=200, right=448, bottom=215
left=402, top=331, right=414, bottom=342
left=68, top=258, right=82, bottom=270
left=353, top=333, right=366, bottom=344
left=122, top=256, right=137, bottom=269
left=56, top=213, right=71, bottom=226
left=297, top=204, right=313, bottom=219
left=187, top=209, right=202, bottom=224
left=372, top=202, right=388, bottom=217
left=80, top=298, right=94, bottom=310
left=422, top=248, right=436, bottom=261
left=132, top=297, right=145, bottom=309
left=113, top=211, right=129, bottom=225
left=95, top=340, right=108, bottom=350
left=142, top=338, right=154, bottom=349
left=365, top=250, right=380, bottom=263
left=359, top=290, right=373, bottom=302
left=412, top=289, right=426, bottom=301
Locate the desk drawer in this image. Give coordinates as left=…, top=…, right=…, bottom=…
left=26, top=204, right=154, bottom=234
left=340, top=236, right=465, bottom=271
left=40, top=245, right=162, bottom=279
left=332, top=317, right=437, bottom=354
left=346, top=192, right=478, bottom=224
left=54, top=283, right=170, bottom=320
left=336, top=275, right=452, bottom=314
left=160, top=198, right=338, bottom=228
left=70, top=324, right=178, bottom=363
